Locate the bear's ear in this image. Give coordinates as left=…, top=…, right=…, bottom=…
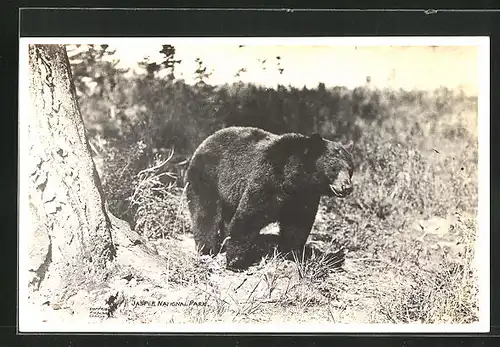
left=304, top=133, right=324, bottom=155
left=343, top=140, right=354, bottom=153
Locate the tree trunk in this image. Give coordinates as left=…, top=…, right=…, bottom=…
left=27, top=44, right=117, bottom=304
left=24, top=44, right=172, bottom=326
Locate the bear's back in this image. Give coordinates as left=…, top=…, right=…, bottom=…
left=187, top=127, right=278, bottom=184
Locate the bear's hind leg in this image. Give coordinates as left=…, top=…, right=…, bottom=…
left=186, top=183, right=223, bottom=256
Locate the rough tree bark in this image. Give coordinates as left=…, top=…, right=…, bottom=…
left=26, top=44, right=168, bottom=314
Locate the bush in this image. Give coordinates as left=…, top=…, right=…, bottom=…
left=97, top=138, right=149, bottom=223
left=129, top=153, right=190, bottom=239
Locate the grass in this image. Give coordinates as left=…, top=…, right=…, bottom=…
left=376, top=214, right=478, bottom=324
left=90, top=88, right=480, bottom=325
left=129, top=149, right=191, bottom=240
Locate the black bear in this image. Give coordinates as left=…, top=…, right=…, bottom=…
left=185, top=126, right=354, bottom=271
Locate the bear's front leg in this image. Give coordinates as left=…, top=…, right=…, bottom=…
left=278, top=193, right=320, bottom=258
left=225, top=188, right=276, bottom=271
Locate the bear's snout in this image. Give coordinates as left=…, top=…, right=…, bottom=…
left=341, top=181, right=353, bottom=195
left=329, top=182, right=353, bottom=198
left=329, top=169, right=353, bottom=197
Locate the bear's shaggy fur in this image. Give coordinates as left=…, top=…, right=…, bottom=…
left=186, top=126, right=354, bottom=270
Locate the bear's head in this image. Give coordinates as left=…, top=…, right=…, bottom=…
left=307, top=134, right=355, bottom=198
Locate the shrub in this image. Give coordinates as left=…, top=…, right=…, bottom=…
left=129, top=151, right=191, bottom=239
left=98, top=139, right=149, bottom=223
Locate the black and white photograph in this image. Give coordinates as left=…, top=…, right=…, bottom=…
left=18, top=37, right=489, bottom=333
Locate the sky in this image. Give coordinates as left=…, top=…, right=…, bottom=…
left=81, top=40, right=480, bottom=95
